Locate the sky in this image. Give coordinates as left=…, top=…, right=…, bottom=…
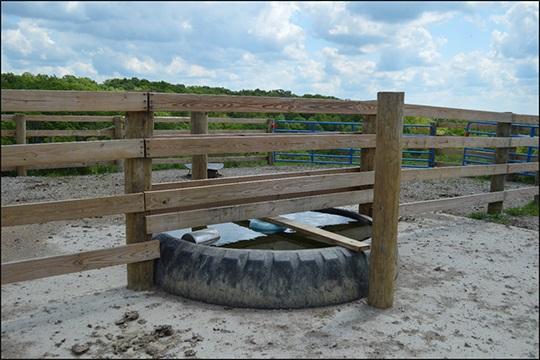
left=1, top=1, right=539, bottom=114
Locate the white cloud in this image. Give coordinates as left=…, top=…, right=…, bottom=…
left=0, top=1, right=538, bottom=114
left=1, top=19, right=55, bottom=56
left=124, top=57, right=157, bottom=74
left=491, top=2, right=539, bottom=59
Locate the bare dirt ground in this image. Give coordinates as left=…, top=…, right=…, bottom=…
left=1, top=166, right=539, bottom=358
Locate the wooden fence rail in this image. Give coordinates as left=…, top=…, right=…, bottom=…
left=1, top=89, right=538, bottom=310
left=1, top=113, right=274, bottom=171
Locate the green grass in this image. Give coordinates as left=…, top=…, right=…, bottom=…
left=468, top=212, right=512, bottom=225
left=468, top=201, right=539, bottom=224
left=504, top=201, right=539, bottom=217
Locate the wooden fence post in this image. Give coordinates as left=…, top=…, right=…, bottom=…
left=113, top=116, right=124, bottom=171
left=14, top=114, right=27, bottom=176
left=191, top=112, right=208, bottom=231
left=267, top=118, right=275, bottom=165
left=191, top=112, right=208, bottom=179
left=368, top=92, right=404, bottom=309
left=487, top=115, right=512, bottom=214
left=124, top=109, right=154, bottom=290
left=359, top=114, right=376, bottom=216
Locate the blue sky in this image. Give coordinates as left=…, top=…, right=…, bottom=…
left=1, top=1, right=538, bottom=114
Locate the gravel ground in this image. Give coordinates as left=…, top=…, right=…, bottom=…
left=1, top=165, right=539, bottom=358
left=1, top=213, right=538, bottom=358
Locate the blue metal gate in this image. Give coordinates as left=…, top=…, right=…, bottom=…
left=462, top=121, right=538, bottom=176
left=272, top=120, right=436, bottom=168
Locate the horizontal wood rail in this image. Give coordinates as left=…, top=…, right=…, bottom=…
left=402, top=136, right=538, bottom=149
left=2, top=129, right=115, bottom=137
left=152, top=155, right=267, bottom=165
left=145, top=134, right=376, bottom=157
left=149, top=92, right=376, bottom=114
left=1, top=194, right=145, bottom=227
left=3, top=162, right=535, bottom=227
left=145, top=183, right=538, bottom=233
left=150, top=162, right=537, bottom=191
left=1, top=161, right=115, bottom=172
left=151, top=167, right=359, bottom=190
left=145, top=172, right=371, bottom=211
left=143, top=134, right=539, bottom=158
left=155, top=116, right=269, bottom=124
left=399, top=187, right=539, bottom=215
left=145, top=189, right=374, bottom=233
left=401, top=162, right=538, bottom=182
left=2, top=90, right=537, bottom=124
left=1, top=139, right=144, bottom=169
left=1, top=114, right=116, bottom=122
left=153, top=129, right=266, bottom=135
left=1, top=241, right=160, bottom=284
left=1, top=90, right=148, bottom=112
left=1, top=114, right=268, bottom=124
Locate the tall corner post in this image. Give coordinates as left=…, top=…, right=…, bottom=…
left=487, top=115, right=512, bottom=214
left=14, top=113, right=27, bottom=176
left=124, top=107, right=154, bottom=290
left=368, top=92, right=404, bottom=309
left=359, top=114, right=376, bottom=216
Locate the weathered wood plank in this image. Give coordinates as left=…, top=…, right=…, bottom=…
left=155, top=116, right=269, bottom=124
left=151, top=155, right=267, bottom=165
left=399, top=187, right=539, bottom=215
left=191, top=112, right=208, bottom=180
left=512, top=114, right=540, bottom=125
left=146, top=189, right=374, bottom=234
left=1, top=139, right=144, bottom=169
left=145, top=172, right=373, bottom=210
left=15, top=114, right=27, bottom=176
left=1, top=90, right=147, bottom=112
left=124, top=110, right=154, bottom=290
left=401, top=162, right=539, bottom=181
left=17, top=115, right=116, bottom=122
left=402, top=136, right=538, bottom=149
left=0, top=130, right=16, bottom=137
left=146, top=134, right=376, bottom=157
left=151, top=167, right=360, bottom=190
left=0, top=114, right=15, bottom=121
left=359, top=114, right=376, bottom=216
left=1, top=241, right=160, bottom=284
left=488, top=122, right=512, bottom=214
left=262, top=216, right=370, bottom=252
left=153, top=129, right=267, bottom=135
left=1, top=161, right=116, bottom=172
left=368, top=92, right=403, bottom=309
left=150, top=92, right=378, bottom=114
left=403, top=104, right=513, bottom=123
left=148, top=162, right=538, bottom=195
left=26, top=129, right=115, bottom=137
left=1, top=193, right=144, bottom=227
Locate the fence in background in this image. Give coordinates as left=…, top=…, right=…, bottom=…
left=463, top=121, right=539, bottom=177
left=0, top=113, right=273, bottom=174
left=1, top=89, right=538, bottom=309
left=272, top=120, right=437, bottom=168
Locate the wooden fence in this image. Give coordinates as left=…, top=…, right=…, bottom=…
left=1, top=113, right=272, bottom=174
left=1, top=89, right=538, bottom=309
